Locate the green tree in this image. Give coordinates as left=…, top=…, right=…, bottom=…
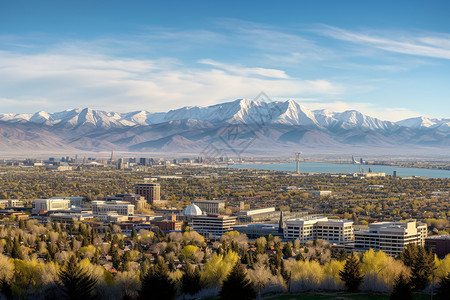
left=219, top=262, right=256, bottom=300
left=282, top=242, right=293, bottom=257
left=410, top=246, right=435, bottom=290
left=339, top=252, right=364, bottom=292
left=11, top=238, right=23, bottom=260
left=140, top=256, right=176, bottom=300
left=58, top=256, right=98, bottom=300
left=435, top=272, right=450, bottom=300
left=181, top=262, right=201, bottom=297
left=390, top=273, right=412, bottom=300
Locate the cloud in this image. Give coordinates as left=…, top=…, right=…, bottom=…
left=320, top=26, right=450, bottom=60
left=0, top=49, right=343, bottom=113
left=305, top=101, right=422, bottom=122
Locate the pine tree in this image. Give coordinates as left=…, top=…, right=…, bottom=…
left=339, top=252, right=364, bottom=292
left=410, top=246, right=435, bottom=290
left=219, top=262, right=256, bottom=300
left=296, top=252, right=304, bottom=261
left=140, top=256, right=176, bottom=300
left=283, top=242, right=293, bottom=257
left=435, top=272, right=450, bottom=300
left=181, top=262, right=202, bottom=296
left=11, top=237, right=23, bottom=260
left=390, top=273, right=412, bottom=300
left=338, top=249, right=348, bottom=261
left=58, top=255, right=98, bottom=300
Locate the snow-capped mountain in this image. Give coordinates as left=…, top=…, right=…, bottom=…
left=0, top=99, right=448, bottom=154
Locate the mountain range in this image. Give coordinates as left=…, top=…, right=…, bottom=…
left=0, top=99, right=448, bottom=156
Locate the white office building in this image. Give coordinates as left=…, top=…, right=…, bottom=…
left=32, top=198, right=71, bottom=214
left=191, top=215, right=236, bottom=237
left=284, top=216, right=354, bottom=244
left=193, top=200, right=225, bottom=214
left=91, top=201, right=134, bottom=216
left=354, top=220, right=427, bottom=256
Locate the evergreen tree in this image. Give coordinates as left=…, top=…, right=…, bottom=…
left=11, top=237, right=23, bottom=260
left=181, top=262, right=202, bottom=296
left=58, top=255, right=98, bottom=300
left=0, top=279, right=13, bottom=300
left=296, top=253, right=304, bottom=261
left=283, top=242, right=293, bottom=257
left=339, top=252, right=364, bottom=292
left=410, top=246, right=435, bottom=290
left=112, top=250, right=121, bottom=271
left=390, top=273, right=412, bottom=300
left=400, top=244, right=419, bottom=268
left=219, top=262, right=256, bottom=300
left=140, top=256, right=176, bottom=300
left=436, top=272, right=450, bottom=300
left=338, top=249, right=348, bottom=261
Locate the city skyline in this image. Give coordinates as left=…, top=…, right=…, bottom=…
left=1, top=1, right=449, bottom=121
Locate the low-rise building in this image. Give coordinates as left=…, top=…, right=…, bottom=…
left=310, top=191, right=332, bottom=198
left=191, top=214, right=237, bottom=237
left=91, top=201, right=134, bottom=216
left=32, top=198, right=71, bottom=214
left=354, top=220, right=427, bottom=256
left=425, top=235, right=450, bottom=258
left=193, top=200, right=225, bottom=214
left=284, top=216, right=354, bottom=244
left=232, top=223, right=282, bottom=239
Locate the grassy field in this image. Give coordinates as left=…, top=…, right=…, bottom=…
left=263, top=292, right=431, bottom=300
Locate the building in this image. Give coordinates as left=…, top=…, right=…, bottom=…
left=32, top=198, right=71, bottom=214
left=152, top=215, right=182, bottom=232
left=91, top=201, right=134, bottom=216
left=284, top=216, right=354, bottom=244
left=354, top=220, right=427, bottom=256
left=310, top=191, right=332, bottom=198
left=50, top=213, right=93, bottom=223
left=193, top=200, right=225, bottom=214
left=232, top=223, right=282, bottom=239
left=236, top=207, right=280, bottom=223
left=191, top=214, right=237, bottom=237
left=135, top=182, right=163, bottom=204
left=114, top=194, right=147, bottom=210
left=425, top=235, right=450, bottom=258
left=0, top=199, right=23, bottom=208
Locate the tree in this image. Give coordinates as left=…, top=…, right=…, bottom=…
left=58, top=255, right=98, bottom=300
left=436, top=272, right=450, bottom=300
left=283, top=242, right=293, bottom=257
left=140, top=256, right=176, bottom=300
left=339, top=252, right=364, bottom=292
left=181, top=262, right=201, bottom=296
left=410, top=246, right=435, bottom=290
left=11, top=238, right=23, bottom=260
left=390, top=273, right=412, bottom=300
left=219, top=262, right=256, bottom=300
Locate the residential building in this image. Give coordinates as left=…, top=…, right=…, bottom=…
left=91, top=201, right=134, bottom=216
left=354, top=220, right=427, bottom=256
left=284, top=216, right=354, bottom=244
left=135, top=182, right=164, bottom=204
left=425, top=235, right=450, bottom=258
left=191, top=214, right=237, bottom=237
left=193, top=200, right=225, bottom=214
left=32, top=198, right=71, bottom=214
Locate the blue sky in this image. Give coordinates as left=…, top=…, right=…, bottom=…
left=0, top=0, right=449, bottom=121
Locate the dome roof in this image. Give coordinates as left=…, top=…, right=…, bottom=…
left=184, top=204, right=202, bottom=216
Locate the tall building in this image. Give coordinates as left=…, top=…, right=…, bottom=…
left=193, top=200, right=225, bottom=214
left=354, top=220, right=427, bottom=256
left=284, top=216, right=354, bottom=244
left=135, top=182, right=163, bottom=204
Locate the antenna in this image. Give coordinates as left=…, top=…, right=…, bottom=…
left=295, top=152, right=302, bottom=174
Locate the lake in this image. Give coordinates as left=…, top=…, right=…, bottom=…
left=229, top=162, right=450, bottom=178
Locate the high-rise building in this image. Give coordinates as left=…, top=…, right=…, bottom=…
left=135, top=182, right=163, bottom=204
left=354, top=220, right=427, bottom=256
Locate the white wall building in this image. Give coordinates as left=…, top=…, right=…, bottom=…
left=191, top=215, right=236, bottom=237
left=284, top=216, right=354, bottom=244
left=32, top=198, right=71, bottom=214
left=91, top=201, right=134, bottom=216
left=193, top=200, right=225, bottom=214
left=354, top=220, right=427, bottom=256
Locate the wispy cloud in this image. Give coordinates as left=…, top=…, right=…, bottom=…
left=320, top=26, right=450, bottom=60
left=0, top=48, right=343, bottom=113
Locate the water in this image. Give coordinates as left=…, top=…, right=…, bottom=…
left=229, top=162, right=450, bottom=178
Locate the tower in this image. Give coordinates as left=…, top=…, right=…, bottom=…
left=295, top=152, right=302, bottom=174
